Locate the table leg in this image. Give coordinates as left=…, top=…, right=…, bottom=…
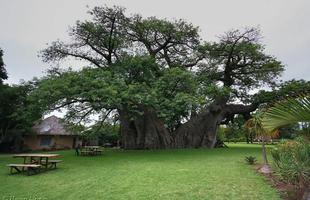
left=46, top=157, right=48, bottom=169
left=22, top=157, right=27, bottom=172
left=36, top=157, right=42, bottom=172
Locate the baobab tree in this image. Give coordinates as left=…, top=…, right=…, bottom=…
left=34, top=6, right=286, bottom=149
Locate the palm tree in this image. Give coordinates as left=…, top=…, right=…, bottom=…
left=245, top=110, right=278, bottom=173
left=262, top=95, right=310, bottom=131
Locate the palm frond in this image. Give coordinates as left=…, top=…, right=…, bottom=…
left=245, top=110, right=278, bottom=137
left=262, top=95, right=310, bottom=131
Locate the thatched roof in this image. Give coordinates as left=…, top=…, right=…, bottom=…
left=33, top=116, right=74, bottom=136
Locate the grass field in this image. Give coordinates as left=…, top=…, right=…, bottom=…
left=0, top=144, right=280, bottom=200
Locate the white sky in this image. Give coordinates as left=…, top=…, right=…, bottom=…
left=1, top=0, right=310, bottom=84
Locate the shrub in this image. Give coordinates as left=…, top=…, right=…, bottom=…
left=245, top=156, right=257, bottom=165
left=271, top=137, right=310, bottom=190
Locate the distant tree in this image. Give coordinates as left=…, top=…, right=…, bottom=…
left=277, top=124, right=299, bottom=139
left=0, top=82, right=41, bottom=152
left=221, top=115, right=247, bottom=143
left=79, top=122, right=120, bottom=146
left=253, top=79, right=310, bottom=104
left=0, top=49, right=41, bottom=152
left=0, top=48, right=8, bottom=84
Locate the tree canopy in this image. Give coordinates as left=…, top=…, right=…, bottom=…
left=0, top=47, right=43, bottom=152
left=27, top=5, right=308, bottom=149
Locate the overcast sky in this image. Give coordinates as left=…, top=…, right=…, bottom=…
left=1, top=0, right=309, bottom=84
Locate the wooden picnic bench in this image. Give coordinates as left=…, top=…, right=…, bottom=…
left=7, top=153, right=61, bottom=175
left=80, top=150, right=93, bottom=156
left=7, top=164, right=41, bottom=175
left=80, top=146, right=103, bottom=156
left=41, top=160, right=63, bottom=169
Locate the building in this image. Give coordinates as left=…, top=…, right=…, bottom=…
left=23, top=116, right=80, bottom=150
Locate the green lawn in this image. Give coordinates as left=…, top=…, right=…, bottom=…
left=0, top=144, right=280, bottom=200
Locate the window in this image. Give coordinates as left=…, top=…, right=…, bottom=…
left=40, top=137, right=52, bottom=146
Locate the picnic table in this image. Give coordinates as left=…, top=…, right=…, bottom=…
left=7, top=153, right=62, bottom=175
left=84, top=146, right=101, bottom=151
left=80, top=146, right=103, bottom=156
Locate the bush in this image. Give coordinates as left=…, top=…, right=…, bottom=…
left=245, top=156, right=257, bottom=165
left=271, top=137, right=310, bottom=190
left=80, top=123, right=120, bottom=147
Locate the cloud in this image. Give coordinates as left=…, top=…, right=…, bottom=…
left=1, top=0, right=309, bottom=83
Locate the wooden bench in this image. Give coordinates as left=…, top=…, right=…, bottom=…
left=80, top=150, right=94, bottom=156
left=7, top=164, right=41, bottom=175
left=42, top=160, right=62, bottom=169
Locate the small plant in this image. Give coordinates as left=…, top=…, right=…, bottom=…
left=245, top=156, right=257, bottom=165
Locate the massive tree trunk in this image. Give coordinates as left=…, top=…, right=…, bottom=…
left=119, top=108, right=172, bottom=149
left=119, top=103, right=257, bottom=149
left=173, top=107, right=224, bottom=148
left=119, top=109, right=137, bottom=149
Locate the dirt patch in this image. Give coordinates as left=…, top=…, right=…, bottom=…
left=253, top=164, right=309, bottom=200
